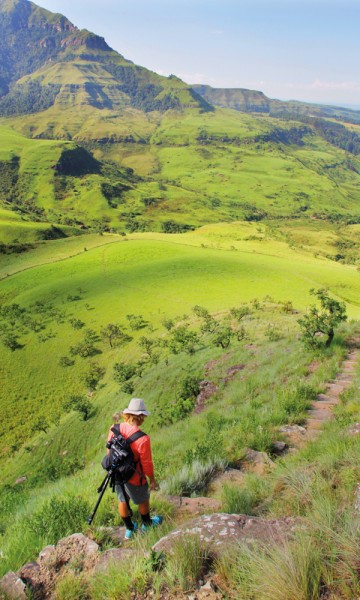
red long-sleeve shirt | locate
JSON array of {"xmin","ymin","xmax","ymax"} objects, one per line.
[{"xmin": 107, "ymin": 422, "xmax": 154, "ymax": 486}]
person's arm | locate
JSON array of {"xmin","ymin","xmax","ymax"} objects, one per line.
[{"xmin": 138, "ymin": 436, "xmax": 158, "ymax": 488}]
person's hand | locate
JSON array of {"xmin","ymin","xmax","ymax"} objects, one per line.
[{"xmin": 150, "ymin": 477, "xmax": 159, "ymax": 491}]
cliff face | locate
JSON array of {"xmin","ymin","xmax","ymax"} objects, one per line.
[
  {"xmin": 0, "ymin": 0, "xmax": 111, "ymax": 95},
  {"xmin": 0, "ymin": 0, "xmax": 211, "ymax": 117},
  {"xmin": 192, "ymin": 84, "xmax": 271, "ymax": 113}
]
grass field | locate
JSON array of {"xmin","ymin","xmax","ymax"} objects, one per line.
[
  {"xmin": 0, "ymin": 228, "xmax": 359, "ymax": 457},
  {"xmin": 2, "ymin": 99, "xmax": 360, "ymax": 246}
]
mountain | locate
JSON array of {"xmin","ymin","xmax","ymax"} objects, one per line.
[
  {"xmin": 0, "ymin": 0, "xmax": 211, "ymax": 122},
  {"xmin": 0, "ymin": 0, "xmax": 360, "ymax": 242},
  {"xmin": 192, "ymin": 84, "xmax": 360, "ymax": 124}
]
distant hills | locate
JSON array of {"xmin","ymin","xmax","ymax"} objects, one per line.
[
  {"xmin": 192, "ymin": 85, "xmax": 360, "ymax": 124},
  {"xmin": 0, "ymin": 0, "xmax": 360, "ymax": 239}
]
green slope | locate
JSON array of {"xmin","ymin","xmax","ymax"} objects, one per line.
[{"xmin": 0, "ymin": 229, "xmax": 359, "ymax": 454}]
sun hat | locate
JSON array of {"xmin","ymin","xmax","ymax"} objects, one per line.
[{"xmin": 123, "ymin": 398, "xmax": 150, "ymax": 416}]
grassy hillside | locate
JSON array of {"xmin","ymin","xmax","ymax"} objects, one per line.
[
  {"xmin": 2, "ymin": 107, "xmax": 360, "ymax": 247},
  {"xmin": 0, "ymin": 227, "xmax": 359, "ymax": 458}
]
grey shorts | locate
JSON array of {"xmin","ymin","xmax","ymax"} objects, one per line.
[{"xmin": 115, "ymin": 481, "xmax": 150, "ymax": 505}]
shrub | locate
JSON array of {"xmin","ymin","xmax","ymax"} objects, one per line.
[
  {"xmin": 64, "ymin": 395, "xmax": 94, "ymax": 421},
  {"xmin": 298, "ymin": 288, "xmax": 347, "ymax": 349},
  {"xmin": 113, "ymin": 362, "xmax": 136, "ymax": 384},
  {"xmin": 26, "ymin": 495, "xmax": 90, "ymax": 544}
]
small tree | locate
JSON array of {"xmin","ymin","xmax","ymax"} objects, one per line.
[
  {"xmin": 168, "ymin": 326, "xmax": 199, "ymax": 355},
  {"xmin": 126, "ymin": 314, "xmax": 147, "ymax": 331},
  {"xmin": 213, "ymin": 326, "xmax": 232, "ymax": 349},
  {"xmin": 2, "ymin": 332, "xmax": 21, "ymax": 351},
  {"xmin": 31, "ymin": 417, "xmax": 50, "ymax": 434},
  {"xmin": 113, "ymin": 362, "xmax": 136, "ymax": 384},
  {"xmin": 298, "ymin": 288, "xmax": 347, "ymax": 349},
  {"xmin": 100, "ymin": 323, "xmax": 128, "ymax": 348},
  {"xmin": 84, "ymin": 361, "xmax": 106, "ymax": 390},
  {"xmin": 229, "ymin": 306, "xmax": 251, "ymax": 322},
  {"xmin": 192, "ymin": 305, "xmax": 210, "ymax": 319},
  {"xmin": 64, "ymin": 395, "xmax": 94, "ymax": 421}
]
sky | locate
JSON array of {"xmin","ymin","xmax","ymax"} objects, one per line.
[{"xmin": 35, "ymin": 0, "xmax": 360, "ymax": 107}]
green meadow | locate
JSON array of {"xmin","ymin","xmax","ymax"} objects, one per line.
[{"xmin": 0, "ymin": 228, "xmax": 359, "ymax": 457}]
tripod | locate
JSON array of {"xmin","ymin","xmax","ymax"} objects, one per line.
[{"xmin": 88, "ymin": 467, "xmax": 132, "ymax": 525}]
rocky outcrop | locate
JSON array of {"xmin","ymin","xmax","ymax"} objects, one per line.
[
  {"xmin": 152, "ymin": 513, "xmax": 298, "ymax": 555},
  {"xmin": 0, "ymin": 571, "xmax": 27, "ymax": 600},
  {"xmin": 239, "ymin": 449, "xmax": 276, "ymax": 476}
]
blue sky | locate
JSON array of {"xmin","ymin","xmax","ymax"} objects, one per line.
[{"xmin": 36, "ymin": 0, "xmax": 360, "ymax": 107}]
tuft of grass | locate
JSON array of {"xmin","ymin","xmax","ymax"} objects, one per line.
[
  {"xmin": 160, "ymin": 457, "xmax": 227, "ymax": 496},
  {"xmin": 163, "ymin": 535, "xmax": 212, "ymax": 592}
]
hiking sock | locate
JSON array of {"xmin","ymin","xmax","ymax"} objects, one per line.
[
  {"xmin": 123, "ymin": 516, "xmax": 134, "ymax": 530},
  {"xmin": 141, "ymin": 513, "xmax": 152, "ymax": 526}
]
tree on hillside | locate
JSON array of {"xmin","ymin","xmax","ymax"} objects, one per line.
[
  {"xmin": 100, "ymin": 323, "xmax": 131, "ymax": 347},
  {"xmin": 2, "ymin": 332, "xmax": 22, "ymax": 351},
  {"xmin": 84, "ymin": 361, "xmax": 106, "ymax": 390},
  {"xmin": 298, "ymin": 288, "xmax": 347, "ymax": 349},
  {"xmin": 64, "ymin": 395, "xmax": 94, "ymax": 421},
  {"xmin": 168, "ymin": 326, "xmax": 199, "ymax": 355}
]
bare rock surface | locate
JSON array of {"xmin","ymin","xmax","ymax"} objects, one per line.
[
  {"xmin": 240, "ymin": 449, "xmax": 276, "ymax": 476},
  {"xmin": 94, "ymin": 548, "xmax": 135, "ymax": 573},
  {"xmin": 0, "ymin": 571, "xmax": 27, "ymax": 600},
  {"xmin": 17, "ymin": 533, "xmax": 99, "ymax": 598},
  {"xmin": 207, "ymin": 468, "xmax": 245, "ymax": 498},
  {"xmin": 152, "ymin": 513, "xmax": 297, "ymax": 555},
  {"xmin": 194, "ymin": 381, "xmax": 218, "ymax": 414},
  {"xmin": 166, "ymin": 496, "xmax": 221, "ymax": 516},
  {"xmin": 348, "ymin": 422, "xmax": 360, "ymax": 436},
  {"xmin": 354, "ymin": 484, "xmax": 360, "ymax": 513}
]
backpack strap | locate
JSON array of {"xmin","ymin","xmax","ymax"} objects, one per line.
[
  {"xmin": 127, "ymin": 431, "xmax": 147, "ymax": 444},
  {"xmin": 111, "ymin": 423, "xmax": 121, "ymax": 436}
]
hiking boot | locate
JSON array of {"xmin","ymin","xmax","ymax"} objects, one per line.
[
  {"xmin": 124, "ymin": 522, "xmax": 138, "ymax": 540},
  {"xmin": 141, "ymin": 515, "xmax": 163, "ymax": 532}
]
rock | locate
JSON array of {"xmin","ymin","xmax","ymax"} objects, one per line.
[
  {"xmin": 14, "ymin": 477, "xmax": 27, "ymax": 485},
  {"xmin": 17, "ymin": 562, "xmax": 45, "ymax": 598},
  {"xmin": 240, "ymin": 449, "xmax": 276, "ymax": 476},
  {"xmin": 279, "ymin": 425, "xmax": 306, "ymax": 434},
  {"xmin": 0, "ymin": 572, "xmax": 26, "ymax": 600},
  {"xmin": 166, "ymin": 496, "xmax": 221, "ymax": 516},
  {"xmin": 96, "ymin": 526, "xmax": 125, "ymax": 546},
  {"xmin": 152, "ymin": 513, "xmax": 298, "ymax": 555},
  {"xmin": 348, "ymin": 422, "xmax": 360, "ymax": 436},
  {"xmin": 355, "ymin": 484, "xmax": 360, "ymax": 513},
  {"xmin": 38, "ymin": 545, "xmax": 56, "ymax": 566},
  {"xmin": 94, "ymin": 548, "xmax": 134, "ymax": 573},
  {"xmin": 272, "ymin": 441, "xmax": 287, "ymax": 454},
  {"xmin": 207, "ymin": 468, "xmax": 245, "ymax": 497},
  {"xmin": 54, "ymin": 533, "xmax": 99, "ymax": 571},
  {"xmin": 194, "ymin": 381, "xmax": 218, "ymax": 414}
]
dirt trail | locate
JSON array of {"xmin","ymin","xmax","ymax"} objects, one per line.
[{"xmin": 284, "ymin": 335, "xmax": 360, "ymax": 448}]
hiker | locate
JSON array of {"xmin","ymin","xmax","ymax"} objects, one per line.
[{"xmin": 107, "ymin": 398, "xmax": 163, "ymax": 539}]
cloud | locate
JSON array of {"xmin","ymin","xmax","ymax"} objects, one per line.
[
  {"xmin": 284, "ymin": 80, "xmax": 360, "ymax": 92},
  {"xmin": 176, "ymin": 72, "xmax": 210, "ymax": 84}
]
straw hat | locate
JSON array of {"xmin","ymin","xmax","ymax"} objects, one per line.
[{"xmin": 123, "ymin": 398, "xmax": 150, "ymax": 416}]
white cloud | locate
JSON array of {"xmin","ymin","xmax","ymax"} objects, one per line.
[
  {"xmin": 176, "ymin": 72, "xmax": 209, "ymax": 84},
  {"xmin": 284, "ymin": 80, "xmax": 360, "ymax": 93}
]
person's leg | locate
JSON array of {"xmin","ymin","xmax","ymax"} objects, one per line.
[{"xmin": 138, "ymin": 499, "xmax": 152, "ymax": 526}]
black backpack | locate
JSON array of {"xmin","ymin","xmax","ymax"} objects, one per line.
[{"xmin": 101, "ymin": 424, "xmax": 147, "ymax": 484}]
